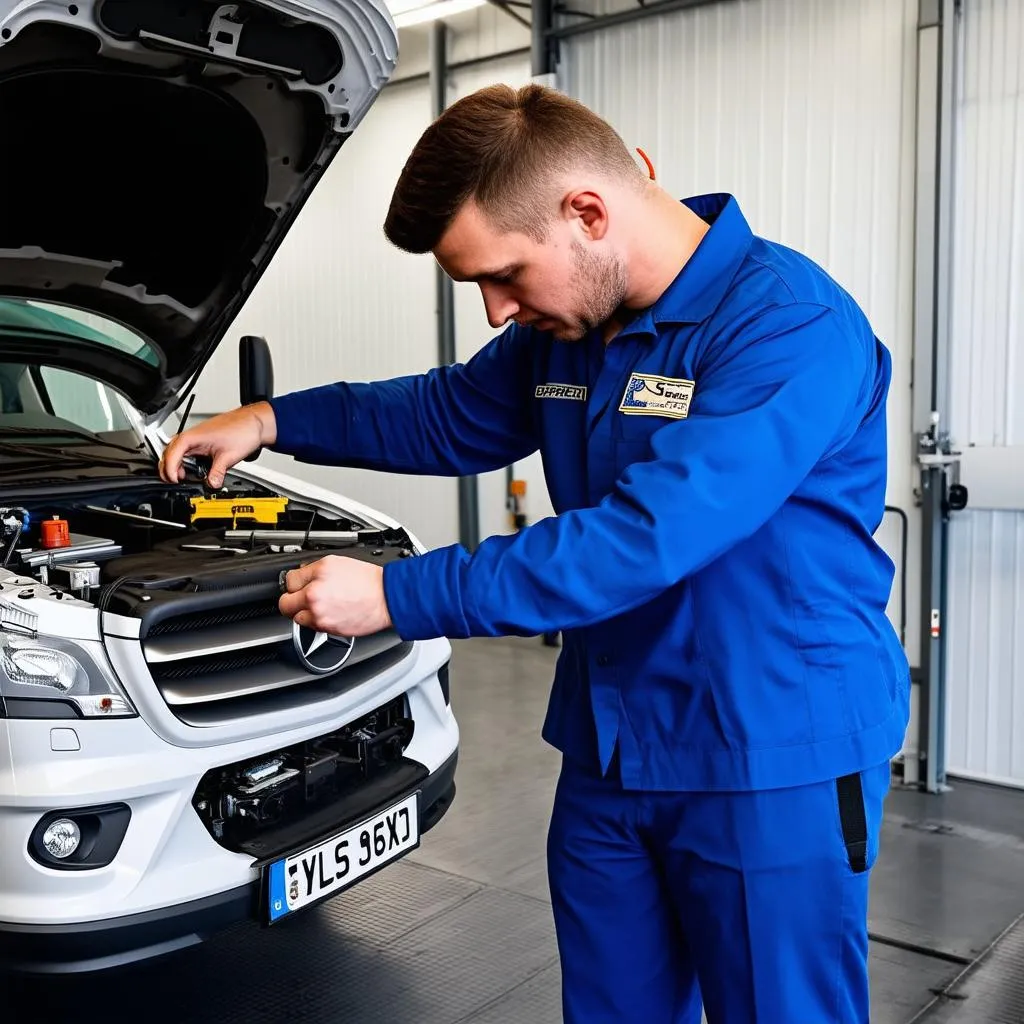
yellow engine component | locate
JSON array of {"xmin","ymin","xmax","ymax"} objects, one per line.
[{"xmin": 190, "ymin": 495, "xmax": 289, "ymax": 525}]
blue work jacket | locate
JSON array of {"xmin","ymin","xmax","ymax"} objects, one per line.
[{"xmin": 269, "ymin": 193, "xmax": 911, "ymax": 793}]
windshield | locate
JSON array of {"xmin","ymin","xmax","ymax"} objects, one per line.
[
  {"xmin": 0, "ymin": 362, "xmax": 137, "ymax": 435},
  {"xmin": 0, "ymin": 298, "xmax": 153, "ymax": 437},
  {"xmin": 0, "ymin": 297, "xmax": 160, "ymax": 365}
]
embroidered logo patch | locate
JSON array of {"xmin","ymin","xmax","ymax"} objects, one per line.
[
  {"xmin": 619, "ymin": 373, "xmax": 694, "ymax": 419},
  {"xmin": 535, "ymin": 383, "xmax": 588, "ymax": 401}
]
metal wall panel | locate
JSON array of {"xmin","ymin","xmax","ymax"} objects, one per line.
[
  {"xmin": 188, "ymin": 80, "xmax": 463, "ymax": 551},
  {"xmin": 947, "ymin": 0, "xmax": 1024, "ymax": 450},
  {"xmin": 945, "ymin": 0, "xmax": 1024, "ymax": 786},
  {"xmin": 946, "ymin": 511, "xmax": 1024, "ymax": 786},
  {"xmin": 559, "ymin": 0, "xmax": 922, "ymax": 666}
]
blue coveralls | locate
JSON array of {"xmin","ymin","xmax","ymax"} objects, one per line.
[{"xmin": 270, "ymin": 193, "xmax": 912, "ymax": 1023}]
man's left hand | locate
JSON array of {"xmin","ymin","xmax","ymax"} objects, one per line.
[{"xmin": 279, "ymin": 555, "xmax": 392, "ymax": 636}]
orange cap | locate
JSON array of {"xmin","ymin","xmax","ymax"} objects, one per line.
[{"xmin": 41, "ymin": 516, "xmax": 70, "ymax": 549}]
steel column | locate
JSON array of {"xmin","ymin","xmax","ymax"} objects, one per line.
[
  {"xmin": 430, "ymin": 21, "xmax": 480, "ymax": 551},
  {"xmin": 511, "ymin": 0, "xmax": 556, "ymax": 521},
  {"xmin": 522, "ymin": 0, "xmax": 560, "ymax": 648},
  {"xmin": 912, "ymin": 0, "xmax": 960, "ymax": 793},
  {"xmin": 532, "ymin": 0, "xmax": 555, "ymax": 84}
]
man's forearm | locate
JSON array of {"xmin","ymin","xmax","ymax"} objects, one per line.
[{"xmin": 249, "ymin": 400, "xmax": 278, "ymax": 447}]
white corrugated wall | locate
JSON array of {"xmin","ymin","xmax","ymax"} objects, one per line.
[
  {"xmin": 944, "ymin": 0, "xmax": 1024, "ymax": 786},
  {"xmin": 559, "ymin": 0, "xmax": 921, "ymax": 685}
]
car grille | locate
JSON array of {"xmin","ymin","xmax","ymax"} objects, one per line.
[{"xmin": 137, "ymin": 596, "xmax": 412, "ymax": 725}]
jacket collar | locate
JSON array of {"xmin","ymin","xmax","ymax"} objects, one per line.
[{"xmin": 615, "ymin": 193, "xmax": 754, "ymax": 341}]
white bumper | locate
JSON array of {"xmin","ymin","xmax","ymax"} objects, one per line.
[{"xmin": 0, "ymin": 636, "xmax": 457, "ymax": 929}]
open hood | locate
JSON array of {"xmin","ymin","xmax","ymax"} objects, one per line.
[{"xmin": 0, "ymin": 0, "xmax": 398, "ymax": 422}]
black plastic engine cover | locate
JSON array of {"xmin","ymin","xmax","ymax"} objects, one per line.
[{"xmin": 98, "ymin": 533, "xmax": 412, "ymax": 636}]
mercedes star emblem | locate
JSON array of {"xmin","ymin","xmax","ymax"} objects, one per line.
[{"xmin": 291, "ymin": 620, "xmax": 356, "ymax": 675}]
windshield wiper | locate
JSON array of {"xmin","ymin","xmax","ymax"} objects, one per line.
[
  {"xmin": 0, "ymin": 457, "xmax": 155, "ymax": 479},
  {"xmin": 0, "ymin": 425, "xmax": 145, "ymax": 455},
  {"xmin": 0, "ymin": 443, "xmax": 138, "ymax": 471},
  {"xmin": 0, "ymin": 461, "xmax": 73, "ymax": 478}
]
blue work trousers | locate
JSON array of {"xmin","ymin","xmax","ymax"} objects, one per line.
[{"xmin": 546, "ymin": 756, "xmax": 891, "ymax": 1023}]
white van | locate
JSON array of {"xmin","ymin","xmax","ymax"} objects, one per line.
[{"xmin": 0, "ymin": 0, "xmax": 459, "ymax": 973}]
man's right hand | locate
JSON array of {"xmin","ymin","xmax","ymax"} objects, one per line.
[{"xmin": 159, "ymin": 401, "xmax": 278, "ymax": 489}]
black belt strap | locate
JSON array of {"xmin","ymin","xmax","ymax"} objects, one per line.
[{"xmin": 836, "ymin": 772, "xmax": 869, "ymax": 873}]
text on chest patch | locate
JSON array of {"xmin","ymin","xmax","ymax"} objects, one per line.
[
  {"xmin": 619, "ymin": 373, "xmax": 695, "ymax": 418},
  {"xmin": 535, "ymin": 383, "xmax": 588, "ymax": 401}
]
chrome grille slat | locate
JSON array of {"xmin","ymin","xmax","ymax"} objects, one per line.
[
  {"xmin": 146, "ymin": 599, "xmax": 281, "ymax": 636},
  {"xmin": 153, "ymin": 649, "xmax": 279, "ymax": 681},
  {"xmin": 144, "ymin": 618, "xmax": 292, "ymax": 662}
]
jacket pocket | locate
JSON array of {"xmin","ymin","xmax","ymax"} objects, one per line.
[{"xmin": 835, "ymin": 772, "xmax": 869, "ymax": 873}]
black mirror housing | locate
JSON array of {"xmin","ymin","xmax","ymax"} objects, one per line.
[
  {"xmin": 238, "ymin": 335, "xmax": 274, "ymax": 462},
  {"xmin": 239, "ymin": 335, "xmax": 274, "ymax": 406}
]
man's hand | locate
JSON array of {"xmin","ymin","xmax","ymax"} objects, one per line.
[
  {"xmin": 160, "ymin": 402, "xmax": 278, "ymax": 489},
  {"xmin": 279, "ymin": 556, "xmax": 392, "ymax": 637}
]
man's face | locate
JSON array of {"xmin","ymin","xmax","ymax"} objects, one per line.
[{"xmin": 433, "ymin": 198, "xmax": 627, "ymax": 342}]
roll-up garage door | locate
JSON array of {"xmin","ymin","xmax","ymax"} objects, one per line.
[{"xmin": 944, "ymin": 0, "xmax": 1024, "ymax": 787}]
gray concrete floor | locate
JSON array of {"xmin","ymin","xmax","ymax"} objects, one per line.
[{"xmin": 9, "ymin": 635, "xmax": 1024, "ymax": 1022}]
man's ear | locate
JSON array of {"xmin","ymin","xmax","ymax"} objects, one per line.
[{"xmin": 563, "ymin": 189, "xmax": 610, "ymax": 241}]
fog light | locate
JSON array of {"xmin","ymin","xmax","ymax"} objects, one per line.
[
  {"xmin": 42, "ymin": 818, "xmax": 81, "ymax": 859},
  {"xmin": 29, "ymin": 804, "xmax": 132, "ymax": 870}
]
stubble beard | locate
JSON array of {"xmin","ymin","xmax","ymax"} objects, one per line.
[{"xmin": 555, "ymin": 241, "xmax": 629, "ymax": 342}]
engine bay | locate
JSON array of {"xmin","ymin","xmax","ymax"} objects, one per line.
[{"xmin": 0, "ymin": 471, "xmax": 417, "ymax": 614}]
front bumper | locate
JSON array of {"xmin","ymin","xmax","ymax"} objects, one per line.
[
  {"xmin": 0, "ymin": 749, "xmax": 457, "ymax": 975},
  {"xmin": 0, "ymin": 636, "xmax": 455, "ymax": 916}
]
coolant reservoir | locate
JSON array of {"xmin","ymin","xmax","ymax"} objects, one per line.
[{"xmin": 40, "ymin": 516, "xmax": 70, "ymax": 549}]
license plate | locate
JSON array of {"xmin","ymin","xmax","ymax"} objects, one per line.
[{"xmin": 264, "ymin": 792, "xmax": 420, "ymax": 923}]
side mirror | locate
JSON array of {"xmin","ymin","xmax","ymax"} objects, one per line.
[
  {"xmin": 239, "ymin": 335, "xmax": 274, "ymax": 462},
  {"xmin": 239, "ymin": 335, "xmax": 274, "ymax": 406}
]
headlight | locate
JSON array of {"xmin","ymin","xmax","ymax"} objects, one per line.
[
  {"xmin": 4, "ymin": 639, "xmax": 86, "ymax": 692},
  {"xmin": 0, "ymin": 630, "xmax": 136, "ymax": 719}
]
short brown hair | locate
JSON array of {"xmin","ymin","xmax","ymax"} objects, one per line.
[{"xmin": 383, "ymin": 83, "xmax": 643, "ymax": 254}]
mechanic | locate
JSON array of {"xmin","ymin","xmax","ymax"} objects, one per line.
[{"xmin": 161, "ymin": 83, "xmax": 911, "ymax": 1024}]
